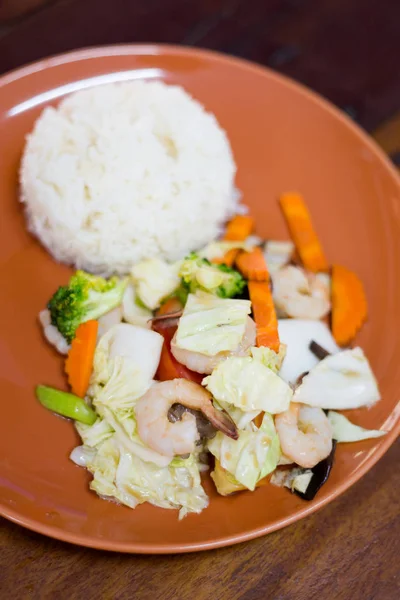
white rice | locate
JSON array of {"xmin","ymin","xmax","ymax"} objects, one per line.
[{"xmin": 20, "ymin": 81, "xmax": 238, "ymax": 275}]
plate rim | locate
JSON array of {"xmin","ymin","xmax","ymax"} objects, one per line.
[{"xmin": 1, "ymin": 43, "xmax": 399, "ymax": 554}]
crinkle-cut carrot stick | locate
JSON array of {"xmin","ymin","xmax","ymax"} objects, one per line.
[
  {"xmin": 224, "ymin": 215, "xmax": 254, "ymax": 241},
  {"xmin": 248, "ymin": 280, "xmax": 280, "ymax": 352},
  {"xmin": 280, "ymin": 192, "xmax": 328, "ymax": 273},
  {"xmin": 211, "ymin": 248, "xmax": 238, "ymax": 267},
  {"xmin": 331, "ymin": 264, "xmax": 367, "ymax": 346},
  {"xmin": 65, "ymin": 320, "xmax": 98, "ymax": 398},
  {"xmin": 235, "ymin": 246, "xmax": 269, "ymax": 282},
  {"xmin": 212, "ymin": 215, "xmax": 255, "ymax": 266}
]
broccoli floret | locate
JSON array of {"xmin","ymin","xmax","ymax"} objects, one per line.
[
  {"xmin": 215, "ymin": 263, "xmax": 247, "ymax": 298},
  {"xmin": 47, "ymin": 270, "xmax": 127, "ymax": 342},
  {"xmin": 178, "ymin": 253, "xmax": 245, "ymax": 301}
]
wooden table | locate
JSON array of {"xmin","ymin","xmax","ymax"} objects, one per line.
[{"xmin": 1, "ymin": 2, "xmax": 399, "ymax": 598}]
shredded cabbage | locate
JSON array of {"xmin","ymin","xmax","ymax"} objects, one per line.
[
  {"xmin": 122, "ymin": 284, "xmax": 152, "ymax": 328},
  {"xmin": 259, "ymin": 413, "xmax": 281, "ymax": 479},
  {"xmin": 215, "ymin": 400, "xmax": 260, "ymax": 430},
  {"xmin": 70, "ymin": 445, "xmax": 96, "ymax": 467},
  {"xmin": 203, "ymin": 350, "xmax": 292, "ymax": 414},
  {"xmin": 100, "ymin": 406, "xmax": 171, "ymax": 467},
  {"xmin": 271, "ymin": 467, "xmax": 313, "ymax": 494},
  {"xmin": 211, "ymin": 460, "xmax": 246, "ymax": 495},
  {"xmin": 90, "ymin": 324, "xmax": 163, "ymax": 413},
  {"xmin": 294, "ymin": 347, "xmax": 381, "ymax": 409},
  {"xmin": 83, "ymin": 322, "xmax": 170, "ymax": 468},
  {"xmin": 208, "ymin": 413, "xmax": 281, "ymax": 490},
  {"xmin": 76, "ymin": 418, "xmax": 114, "ymax": 447},
  {"xmin": 328, "ymin": 411, "xmax": 386, "ymax": 442},
  {"xmin": 92, "ymin": 357, "xmax": 151, "ymax": 412},
  {"xmin": 175, "ymin": 292, "xmax": 251, "ymax": 356},
  {"xmin": 292, "ymin": 471, "xmax": 313, "ymax": 493},
  {"xmin": 250, "ymin": 345, "xmax": 286, "ymax": 373},
  {"xmin": 131, "ymin": 258, "xmax": 180, "ymax": 310},
  {"xmin": 70, "ymin": 311, "xmax": 210, "ymax": 516},
  {"xmin": 70, "ymin": 436, "xmax": 208, "ymax": 517}
]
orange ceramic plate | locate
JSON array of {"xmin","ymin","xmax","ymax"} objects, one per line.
[{"xmin": 0, "ymin": 45, "xmax": 399, "ymax": 554}]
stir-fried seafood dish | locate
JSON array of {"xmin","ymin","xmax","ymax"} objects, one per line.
[
  {"xmin": 36, "ymin": 194, "xmax": 385, "ymax": 518},
  {"xmin": 23, "ymin": 81, "xmax": 384, "ymax": 518}
]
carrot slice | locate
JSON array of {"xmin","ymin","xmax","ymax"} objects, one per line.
[
  {"xmin": 224, "ymin": 215, "xmax": 254, "ymax": 241},
  {"xmin": 280, "ymin": 192, "xmax": 328, "ymax": 272},
  {"xmin": 212, "ymin": 215, "xmax": 254, "ymax": 265},
  {"xmin": 248, "ymin": 280, "xmax": 280, "ymax": 352},
  {"xmin": 65, "ymin": 320, "xmax": 98, "ymax": 398},
  {"xmin": 331, "ymin": 264, "xmax": 367, "ymax": 346},
  {"xmin": 235, "ymin": 247, "xmax": 269, "ymax": 281},
  {"xmin": 157, "ymin": 296, "xmax": 183, "ymax": 317}
]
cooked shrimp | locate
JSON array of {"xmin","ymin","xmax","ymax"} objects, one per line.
[
  {"xmin": 135, "ymin": 379, "xmax": 238, "ymax": 457},
  {"xmin": 272, "ymin": 265, "xmax": 330, "ymax": 320},
  {"xmin": 170, "ymin": 316, "xmax": 256, "ymax": 375},
  {"xmin": 275, "ymin": 403, "xmax": 332, "ymax": 468},
  {"xmin": 38, "ymin": 309, "xmax": 70, "ymax": 355}
]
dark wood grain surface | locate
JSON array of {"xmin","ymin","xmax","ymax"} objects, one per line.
[{"xmin": 1, "ymin": 2, "xmax": 399, "ymax": 598}]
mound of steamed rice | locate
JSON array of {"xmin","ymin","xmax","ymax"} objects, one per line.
[{"xmin": 20, "ymin": 81, "xmax": 238, "ymax": 275}]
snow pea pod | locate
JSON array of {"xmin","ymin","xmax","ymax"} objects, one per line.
[{"xmin": 36, "ymin": 385, "xmax": 97, "ymax": 425}]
